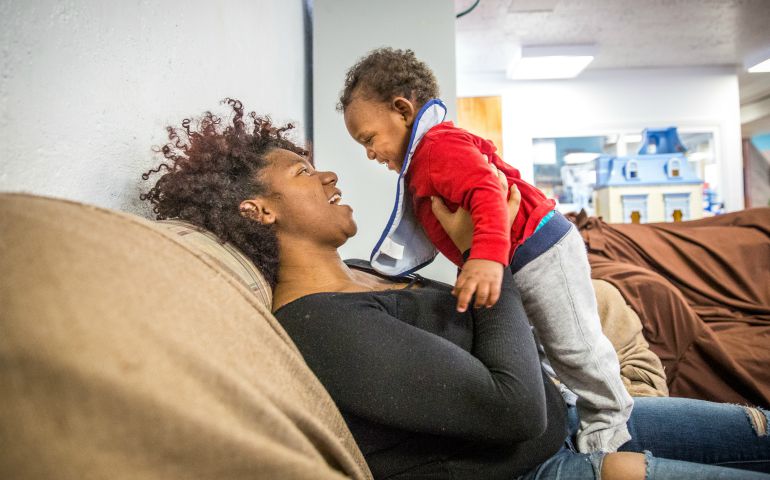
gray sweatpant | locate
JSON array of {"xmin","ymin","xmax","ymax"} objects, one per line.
[{"xmin": 512, "ymin": 216, "xmax": 633, "ymax": 453}]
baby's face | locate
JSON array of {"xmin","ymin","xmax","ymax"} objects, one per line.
[{"xmin": 343, "ymin": 95, "xmax": 411, "ymax": 173}]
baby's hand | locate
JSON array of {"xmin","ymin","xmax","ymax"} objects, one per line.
[{"xmin": 453, "ymin": 259, "xmax": 504, "ymax": 312}]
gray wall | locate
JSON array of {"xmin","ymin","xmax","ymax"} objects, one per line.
[
  {"xmin": 745, "ymin": 139, "xmax": 770, "ymax": 208},
  {"xmin": 313, "ymin": 0, "xmax": 458, "ymax": 282},
  {"xmin": 0, "ymin": 0, "xmax": 308, "ymax": 216}
]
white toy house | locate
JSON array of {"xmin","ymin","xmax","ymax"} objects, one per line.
[{"xmin": 593, "ymin": 128, "xmax": 703, "ymax": 224}]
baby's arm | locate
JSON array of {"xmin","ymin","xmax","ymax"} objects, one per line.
[
  {"xmin": 426, "ymin": 138, "xmax": 515, "ymax": 312},
  {"xmin": 431, "ymin": 167, "xmax": 521, "ymax": 312},
  {"xmin": 454, "ymin": 258, "xmax": 503, "ymax": 312}
]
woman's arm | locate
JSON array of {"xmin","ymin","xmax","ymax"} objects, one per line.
[{"xmin": 275, "ymin": 273, "xmax": 550, "ymax": 444}]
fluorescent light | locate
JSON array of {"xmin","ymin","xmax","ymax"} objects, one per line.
[
  {"xmin": 507, "ymin": 45, "xmax": 596, "ymax": 80},
  {"xmin": 508, "ymin": 56, "xmax": 594, "ymax": 79},
  {"xmin": 744, "ymin": 47, "xmax": 770, "ymax": 73},
  {"xmin": 748, "ymin": 58, "xmax": 770, "ymax": 73}
]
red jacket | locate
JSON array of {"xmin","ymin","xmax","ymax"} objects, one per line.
[{"xmin": 407, "ymin": 122, "xmax": 555, "ymax": 267}]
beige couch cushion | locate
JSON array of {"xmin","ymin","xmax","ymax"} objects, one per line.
[
  {"xmin": 593, "ymin": 279, "xmax": 669, "ymax": 398},
  {"xmin": 0, "ymin": 193, "xmax": 371, "ymax": 480},
  {"xmin": 154, "ymin": 219, "xmax": 272, "ymax": 308}
]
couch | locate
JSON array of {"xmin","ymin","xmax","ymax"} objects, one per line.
[
  {"xmin": 1, "ymin": 193, "xmax": 669, "ymax": 479},
  {"xmin": 568, "ymin": 208, "xmax": 770, "ymax": 408},
  {"xmin": 0, "ymin": 193, "xmax": 372, "ymax": 480}
]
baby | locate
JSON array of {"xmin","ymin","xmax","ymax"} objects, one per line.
[{"xmin": 338, "ymin": 47, "xmax": 633, "ymax": 453}]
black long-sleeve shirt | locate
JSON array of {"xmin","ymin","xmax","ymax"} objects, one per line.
[{"xmin": 274, "ymin": 264, "xmax": 567, "ymax": 479}]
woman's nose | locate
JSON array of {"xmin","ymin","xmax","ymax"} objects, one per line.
[{"xmin": 319, "ymin": 170, "xmax": 338, "ymax": 186}]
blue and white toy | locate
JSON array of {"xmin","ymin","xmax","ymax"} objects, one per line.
[{"xmin": 594, "ymin": 127, "xmax": 704, "ymax": 224}]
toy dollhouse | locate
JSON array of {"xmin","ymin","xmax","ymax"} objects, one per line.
[{"xmin": 593, "ymin": 127, "xmax": 703, "ymax": 224}]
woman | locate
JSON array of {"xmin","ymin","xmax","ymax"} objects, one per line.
[{"xmin": 142, "ymin": 99, "xmax": 770, "ymax": 479}]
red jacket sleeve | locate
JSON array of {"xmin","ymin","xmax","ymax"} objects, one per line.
[{"xmin": 425, "ymin": 133, "xmax": 510, "ymax": 266}]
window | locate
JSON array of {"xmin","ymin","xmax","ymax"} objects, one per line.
[
  {"xmin": 667, "ymin": 158, "xmax": 681, "ymax": 178},
  {"xmin": 625, "ymin": 160, "xmax": 639, "ymax": 180},
  {"xmin": 532, "ymin": 136, "xmax": 604, "ymax": 212},
  {"xmin": 664, "ymin": 193, "xmax": 690, "ymax": 221},
  {"xmin": 532, "ymin": 130, "xmax": 716, "ymax": 216},
  {"xmin": 622, "ymin": 194, "xmax": 648, "ymax": 223}
]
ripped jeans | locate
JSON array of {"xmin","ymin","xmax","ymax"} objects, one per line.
[{"xmin": 520, "ymin": 397, "xmax": 770, "ymax": 479}]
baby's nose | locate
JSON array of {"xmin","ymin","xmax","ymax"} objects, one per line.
[{"xmin": 366, "ymin": 149, "xmax": 376, "ymax": 160}]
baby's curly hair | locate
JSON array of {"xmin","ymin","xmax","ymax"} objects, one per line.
[
  {"xmin": 337, "ymin": 47, "xmax": 439, "ymax": 112},
  {"xmin": 140, "ymin": 98, "xmax": 308, "ymax": 288}
]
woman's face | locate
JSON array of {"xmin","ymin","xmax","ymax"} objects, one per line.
[{"xmin": 259, "ymin": 148, "xmax": 357, "ymax": 247}]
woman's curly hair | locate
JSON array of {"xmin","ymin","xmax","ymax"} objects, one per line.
[
  {"xmin": 337, "ymin": 47, "xmax": 439, "ymax": 112},
  {"xmin": 140, "ymin": 98, "xmax": 307, "ymax": 288}
]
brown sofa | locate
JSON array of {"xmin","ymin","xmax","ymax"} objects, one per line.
[
  {"xmin": 569, "ymin": 209, "xmax": 770, "ymax": 408},
  {"xmin": 1, "ymin": 193, "xmax": 669, "ymax": 479}
]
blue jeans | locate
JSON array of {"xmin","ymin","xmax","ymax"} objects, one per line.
[{"xmin": 519, "ymin": 397, "xmax": 770, "ymax": 479}]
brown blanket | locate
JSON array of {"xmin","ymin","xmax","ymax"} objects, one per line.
[{"xmin": 569, "ymin": 208, "xmax": 770, "ymax": 408}]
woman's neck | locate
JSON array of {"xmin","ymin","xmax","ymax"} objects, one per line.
[
  {"xmin": 271, "ymin": 237, "xmax": 412, "ymax": 311},
  {"xmin": 271, "ymin": 238, "xmax": 361, "ymax": 311}
]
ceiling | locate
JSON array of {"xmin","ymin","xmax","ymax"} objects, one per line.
[{"xmin": 454, "ymin": 0, "xmax": 770, "ymax": 113}]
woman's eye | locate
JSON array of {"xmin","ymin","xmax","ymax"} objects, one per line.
[{"xmin": 298, "ymin": 167, "xmax": 312, "ymax": 175}]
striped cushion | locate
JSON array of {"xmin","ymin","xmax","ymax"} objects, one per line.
[{"xmin": 155, "ymin": 219, "xmax": 272, "ymax": 309}]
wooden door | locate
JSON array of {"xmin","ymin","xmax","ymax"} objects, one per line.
[{"xmin": 457, "ymin": 96, "xmax": 503, "ymax": 156}]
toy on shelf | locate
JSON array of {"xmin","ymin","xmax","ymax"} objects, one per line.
[{"xmin": 593, "ymin": 127, "xmax": 703, "ymax": 224}]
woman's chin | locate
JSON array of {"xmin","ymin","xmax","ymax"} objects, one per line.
[
  {"xmin": 346, "ymin": 221, "xmax": 358, "ymax": 238},
  {"xmin": 340, "ymin": 220, "xmax": 358, "ymax": 243}
]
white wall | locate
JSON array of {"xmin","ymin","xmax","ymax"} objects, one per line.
[
  {"xmin": 313, "ymin": 0, "xmax": 458, "ymax": 283},
  {"xmin": 458, "ymin": 67, "xmax": 745, "ymax": 212},
  {"xmin": 0, "ymin": 0, "xmax": 308, "ymax": 216}
]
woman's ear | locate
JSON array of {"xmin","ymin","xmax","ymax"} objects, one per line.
[
  {"xmin": 240, "ymin": 199, "xmax": 276, "ymax": 225},
  {"xmin": 392, "ymin": 97, "xmax": 416, "ymax": 127}
]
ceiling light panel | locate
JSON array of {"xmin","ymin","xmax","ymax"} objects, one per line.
[{"xmin": 507, "ymin": 44, "xmax": 597, "ymax": 80}]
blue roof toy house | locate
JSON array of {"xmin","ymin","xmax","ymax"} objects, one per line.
[{"xmin": 594, "ymin": 127, "xmax": 703, "ymax": 224}]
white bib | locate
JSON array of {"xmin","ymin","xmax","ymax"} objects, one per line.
[{"xmin": 370, "ymin": 99, "xmax": 447, "ymax": 276}]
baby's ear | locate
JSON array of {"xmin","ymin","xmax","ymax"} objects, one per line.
[{"xmin": 392, "ymin": 97, "xmax": 416, "ymax": 127}]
